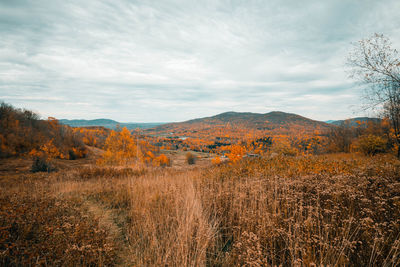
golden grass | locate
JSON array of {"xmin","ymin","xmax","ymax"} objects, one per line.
[
  {"xmin": 1, "ymin": 153, "xmax": 400, "ymax": 266},
  {"xmin": 0, "ymin": 172, "xmax": 118, "ymax": 266}
]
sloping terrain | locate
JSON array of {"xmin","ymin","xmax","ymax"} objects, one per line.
[
  {"xmin": 326, "ymin": 117, "xmax": 381, "ymax": 126},
  {"xmin": 60, "ymin": 119, "xmax": 165, "ymax": 130},
  {"xmin": 147, "ymin": 111, "xmax": 333, "ymax": 138}
]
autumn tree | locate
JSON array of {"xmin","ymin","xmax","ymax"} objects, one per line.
[
  {"xmin": 99, "ymin": 127, "xmax": 137, "ymax": 165},
  {"xmin": 98, "ymin": 126, "xmax": 167, "ymax": 167},
  {"xmin": 326, "ymin": 121, "xmax": 356, "ymax": 153},
  {"xmin": 347, "ymin": 33, "xmax": 400, "ymax": 157},
  {"xmin": 355, "ymin": 134, "xmax": 387, "ymax": 156},
  {"xmin": 226, "ymin": 144, "xmax": 246, "ymax": 163}
]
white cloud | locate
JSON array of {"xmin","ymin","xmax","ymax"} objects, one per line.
[{"xmin": 1, "ymin": 0, "xmax": 399, "ymax": 122}]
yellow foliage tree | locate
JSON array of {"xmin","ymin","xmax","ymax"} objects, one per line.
[
  {"xmin": 226, "ymin": 144, "xmax": 246, "ymax": 164},
  {"xmin": 212, "ymin": 156, "xmax": 222, "ymax": 164},
  {"xmin": 98, "ymin": 127, "xmax": 137, "ymax": 166},
  {"xmin": 271, "ymin": 137, "xmax": 298, "ymax": 156},
  {"xmin": 41, "ymin": 139, "xmax": 63, "ymax": 159},
  {"xmin": 154, "ymin": 154, "xmax": 171, "ymax": 167},
  {"xmin": 353, "ymin": 134, "xmax": 387, "ymax": 156}
]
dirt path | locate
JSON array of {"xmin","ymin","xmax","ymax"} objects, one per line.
[{"xmin": 84, "ymin": 200, "xmax": 131, "ymax": 266}]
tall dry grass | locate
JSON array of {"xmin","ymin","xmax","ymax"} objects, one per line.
[
  {"xmin": 1, "ymin": 154, "xmax": 400, "ymax": 266},
  {"xmin": 128, "ymin": 172, "xmax": 217, "ymax": 265},
  {"xmin": 123, "ymin": 154, "xmax": 400, "ymax": 266}
]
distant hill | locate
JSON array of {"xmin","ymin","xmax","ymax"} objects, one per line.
[
  {"xmin": 188, "ymin": 111, "xmax": 330, "ymax": 127},
  {"xmin": 59, "ymin": 119, "xmax": 165, "ymax": 130},
  {"xmin": 148, "ymin": 111, "xmax": 333, "ymax": 136},
  {"xmin": 325, "ymin": 117, "xmax": 381, "ymax": 127}
]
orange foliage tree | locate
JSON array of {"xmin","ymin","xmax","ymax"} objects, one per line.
[
  {"xmin": 98, "ymin": 127, "xmax": 168, "ymax": 167},
  {"xmin": 154, "ymin": 154, "xmax": 171, "ymax": 167},
  {"xmin": 226, "ymin": 144, "xmax": 246, "ymax": 164},
  {"xmin": 98, "ymin": 127, "xmax": 137, "ymax": 166},
  {"xmin": 212, "ymin": 156, "xmax": 222, "ymax": 164},
  {"xmin": 73, "ymin": 127, "xmax": 109, "ymax": 148}
]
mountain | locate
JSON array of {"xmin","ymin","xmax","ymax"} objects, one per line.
[
  {"xmin": 59, "ymin": 119, "xmax": 165, "ymax": 130},
  {"xmin": 188, "ymin": 111, "xmax": 329, "ymax": 127},
  {"xmin": 325, "ymin": 117, "xmax": 381, "ymax": 127},
  {"xmin": 148, "ymin": 111, "xmax": 333, "ymax": 137}
]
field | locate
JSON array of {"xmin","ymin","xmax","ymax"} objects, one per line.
[{"xmin": 1, "ymin": 151, "xmax": 400, "ymax": 266}]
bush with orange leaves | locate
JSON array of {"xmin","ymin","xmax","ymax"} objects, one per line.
[
  {"xmin": 73, "ymin": 127, "xmax": 109, "ymax": 148},
  {"xmin": 29, "ymin": 139, "xmax": 87, "ymax": 160},
  {"xmin": 271, "ymin": 137, "xmax": 298, "ymax": 156},
  {"xmin": 212, "ymin": 155, "xmax": 222, "ymax": 164},
  {"xmin": 352, "ymin": 134, "xmax": 387, "ymax": 155},
  {"xmin": 154, "ymin": 154, "xmax": 171, "ymax": 167},
  {"xmin": 226, "ymin": 144, "xmax": 246, "ymax": 163}
]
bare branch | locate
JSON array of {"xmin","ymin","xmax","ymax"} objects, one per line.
[{"xmin": 347, "ymin": 34, "xmax": 400, "ymax": 157}]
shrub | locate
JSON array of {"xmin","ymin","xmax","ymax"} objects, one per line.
[
  {"xmin": 355, "ymin": 134, "xmax": 387, "ymax": 155},
  {"xmin": 226, "ymin": 144, "xmax": 246, "ymax": 163},
  {"xmin": 212, "ymin": 156, "xmax": 222, "ymax": 164},
  {"xmin": 155, "ymin": 154, "xmax": 171, "ymax": 167},
  {"xmin": 186, "ymin": 152, "xmax": 196, "ymax": 165},
  {"xmin": 271, "ymin": 139, "xmax": 298, "ymax": 156},
  {"xmin": 68, "ymin": 149, "xmax": 77, "ymax": 160},
  {"xmin": 31, "ymin": 157, "xmax": 56, "ymax": 173}
]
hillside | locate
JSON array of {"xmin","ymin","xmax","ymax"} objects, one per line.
[
  {"xmin": 59, "ymin": 119, "xmax": 165, "ymax": 130},
  {"xmin": 0, "ymin": 102, "xmax": 86, "ymax": 159},
  {"xmin": 326, "ymin": 117, "xmax": 381, "ymax": 126},
  {"xmin": 148, "ymin": 111, "xmax": 333, "ymax": 136}
]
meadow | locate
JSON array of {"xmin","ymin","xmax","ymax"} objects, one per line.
[
  {"xmin": 1, "ymin": 152, "xmax": 399, "ymax": 266},
  {"xmin": 2, "ymin": 2, "xmax": 400, "ymax": 265}
]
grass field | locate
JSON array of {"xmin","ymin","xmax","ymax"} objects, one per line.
[{"xmin": 1, "ymin": 152, "xmax": 400, "ymax": 266}]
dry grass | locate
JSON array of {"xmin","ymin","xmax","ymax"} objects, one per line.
[
  {"xmin": 0, "ymin": 172, "xmax": 118, "ymax": 266},
  {"xmin": 1, "ymin": 153, "xmax": 400, "ymax": 266},
  {"xmin": 197, "ymin": 154, "xmax": 400, "ymax": 266},
  {"xmin": 128, "ymin": 171, "xmax": 217, "ymax": 265}
]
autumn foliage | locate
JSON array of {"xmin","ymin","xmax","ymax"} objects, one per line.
[
  {"xmin": 212, "ymin": 156, "xmax": 222, "ymax": 164},
  {"xmin": 73, "ymin": 127, "xmax": 109, "ymax": 148},
  {"xmin": 354, "ymin": 134, "xmax": 387, "ymax": 155},
  {"xmin": 225, "ymin": 144, "xmax": 246, "ymax": 163},
  {"xmin": 326, "ymin": 119, "xmax": 394, "ymax": 155},
  {"xmin": 98, "ymin": 127, "xmax": 170, "ymax": 167},
  {"xmin": 2, "ymin": 102, "xmax": 400, "ymax": 266},
  {"xmin": 0, "ymin": 102, "xmax": 86, "ymax": 160},
  {"xmin": 98, "ymin": 127, "xmax": 138, "ymax": 166}
]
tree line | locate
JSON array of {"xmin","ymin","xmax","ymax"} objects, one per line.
[{"xmin": 0, "ymin": 102, "xmax": 86, "ymax": 160}]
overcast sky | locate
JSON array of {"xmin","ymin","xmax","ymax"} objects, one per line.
[{"xmin": 1, "ymin": 0, "xmax": 399, "ymax": 122}]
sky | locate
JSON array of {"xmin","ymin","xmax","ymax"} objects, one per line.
[{"xmin": 1, "ymin": 0, "xmax": 400, "ymax": 122}]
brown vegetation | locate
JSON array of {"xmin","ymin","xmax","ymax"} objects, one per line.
[
  {"xmin": 0, "ymin": 102, "xmax": 87, "ymax": 160},
  {"xmin": 185, "ymin": 152, "xmax": 196, "ymax": 165},
  {"xmin": 1, "ymin": 102, "xmax": 400, "ymax": 265},
  {"xmin": 1, "ymin": 153, "xmax": 399, "ymax": 266}
]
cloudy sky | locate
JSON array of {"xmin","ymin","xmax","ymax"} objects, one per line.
[{"xmin": 1, "ymin": 0, "xmax": 399, "ymax": 122}]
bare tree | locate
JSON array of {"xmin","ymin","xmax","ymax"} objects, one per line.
[{"xmin": 347, "ymin": 33, "xmax": 400, "ymax": 157}]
